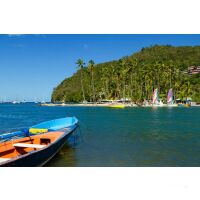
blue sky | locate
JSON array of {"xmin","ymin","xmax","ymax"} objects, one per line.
[{"xmin": 0, "ymin": 34, "xmax": 200, "ymax": 101}]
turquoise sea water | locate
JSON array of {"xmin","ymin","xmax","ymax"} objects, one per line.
[{"xmin": 0, "ymin": 103, "xmax": 200, "ymax": 166}]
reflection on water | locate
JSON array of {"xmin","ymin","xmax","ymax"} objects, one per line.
[
  {"xmin": 45, "ymin": 144, "xmax": 77, "ymax": 167},
  {"xmin": 0, "ymin": 104, "xmax": 200, "ymax": 166}
]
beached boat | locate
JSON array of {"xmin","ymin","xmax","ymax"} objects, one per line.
[
  {"xmin": 0, "ymin": 117, "xmax": 78, "ymax": 141},
  {"xmin": 176, "ymin": 98, "xmax": 191, "ymax": 107},
  {"xmin": 167, "ymin": 89, "xmax": 178, "ymax": 107},
  {"xmin": 108, "ymin": 104, "xmax": 125, "ymax": 108},
  {"xmin": 152, "ymin": 88, "xmax": 166, "ymax": 107},
  {"xmin": 178, "ymin": 103, "xmax": 190, "ymax": 107},
  {"xmin": 142, "ymin": 88, "xmax": 167, "ymax": 107},
  {"xmin": 142, "ymin": 88, "xmax": 179, "ymax": 107},
  {"xmin": 0, "ymin": 117, "xmax": 78, "ymax": 166}
]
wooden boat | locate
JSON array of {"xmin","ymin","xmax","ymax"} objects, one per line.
[
  {"xmin": 0, "ymin": 117, "xmax": 78, "ymax": 141},
  {"xmin": 0, "ymin": 117, "xmax": 78, "ymax": 167}
]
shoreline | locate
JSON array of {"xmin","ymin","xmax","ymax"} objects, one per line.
[
  {"xmin": 40, "ymin": 103, "xmax": 137, "ymax": 107},
  {"xmin": 40, "ymin": 103, "xmax": 200, "ymax": 107}
]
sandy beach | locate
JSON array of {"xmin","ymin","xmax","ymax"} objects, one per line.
[
  {"xmin": 40, "ymin": 103, "xmax": 200, "ymax": 107},
  {"xmin": 40, "ymin": 103, "xmax": 138, "ymax": 107}
]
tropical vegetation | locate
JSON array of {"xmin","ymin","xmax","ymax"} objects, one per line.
[{"xmin": 52, "ymin": 45, "xmax": 200, "ymax": 103}]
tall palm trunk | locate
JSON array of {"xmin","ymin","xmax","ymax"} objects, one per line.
[
  {"xmin": 130, "ymin": 74, "xmax": 133, "ymax": 101},
  {"xmin": 106, "ymin": 79, "xmax": 109, "ymax": 99},
  {"xmin": 123, "ymin": 79, "xmax": 125, "ymax": 102},
  {"xmin": 76, "ymin": 59, "xmax": 86, "ymax": 102},
  {"xmin": 88, "ymin": 60, "xmax": 96, "ymax": 102},
  {"xmin": 91, "ymin": 71, "xmax": 96, "ymax": 102},
  {"xmin": 80, "ymin": 70, "xmax": 86, "ymax": 102}
]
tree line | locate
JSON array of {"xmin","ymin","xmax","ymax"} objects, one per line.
[{"xmin": 52, "ymin": 45, "xmax": 200, "ymax": 103}]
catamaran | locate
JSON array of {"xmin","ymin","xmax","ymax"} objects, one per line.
[
  {"xmin": 152, "ymin": 88, "xmax": 166, "ymax": 107},
  {"xmin": 142, "ymin": 88, "xmax": 164, "ymax": 107},
  {"xmin": 167, "ymin": 88, "xmax": 178, "ymax": 107}
]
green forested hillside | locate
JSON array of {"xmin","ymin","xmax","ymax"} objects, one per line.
[{"xmin": 52, "ymin": 45, "xmax": 200, "ymax": 103}]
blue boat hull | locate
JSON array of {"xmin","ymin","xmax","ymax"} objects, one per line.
[
  {"xmin": 0, "ymin": 125, "xmax": 78, "ymax": 167},
  {"xmin": 0, "ymin": 117, "xmax": 78, "ymax": 141}
]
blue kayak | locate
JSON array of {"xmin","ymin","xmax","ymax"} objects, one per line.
[{"xmin": 0, "ymin": 117, "xmax": 78, "ymax": 141}]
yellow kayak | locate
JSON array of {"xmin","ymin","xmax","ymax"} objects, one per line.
[{"xmin": 108, "ymin": 104, "xmax": 125, "ymax": 108}]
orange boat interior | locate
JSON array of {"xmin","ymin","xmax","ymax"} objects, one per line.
[{"xmin": 0, "ymin": 131, "xmax": 64, "ymax": 163}]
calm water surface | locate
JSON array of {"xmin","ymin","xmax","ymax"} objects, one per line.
[{"xmin": 0, "ymin": 103, "xmax": 200, "ymax": 166}]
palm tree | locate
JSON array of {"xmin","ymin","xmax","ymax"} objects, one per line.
[
  {"xmin": 88, "ymin": 60, "xmax": 96, "ymax": 102},
  {"xmin": 110, "ymin": 64, "xmax": 121, "ymax": 99},
  {"xmin": 173, "ymin": 67, "xmax": 181, "ymax": 100},
  {"xmin": 119, "ymin": 58, "xmax": 130, "ymax": 101},
  {"xmin": 128, "ymin": 57, "xmax": 138, "ymax": 102},
  {"xmin": 153, "ymin": 61, "xmax": 163, "ymax": 94},
  {"xmin": 101, "ymin": 66, "xmax": 110, "ymax": 99},
  {"xmin": 76, "ymin": 59, "xmax": 86, "ymax": 102},
  {"xmin": 183, "ymin": 79, "xmax": 191, "ymax": 99}
]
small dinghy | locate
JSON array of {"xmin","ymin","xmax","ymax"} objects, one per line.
[{"xmin": 0, "ymin": 117, "xmax": 78, "ymax": 167}]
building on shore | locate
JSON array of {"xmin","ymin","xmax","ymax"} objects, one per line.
[{"xmin": 186, "ymin": 66, "xmax": 200, "ymax": 75}]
